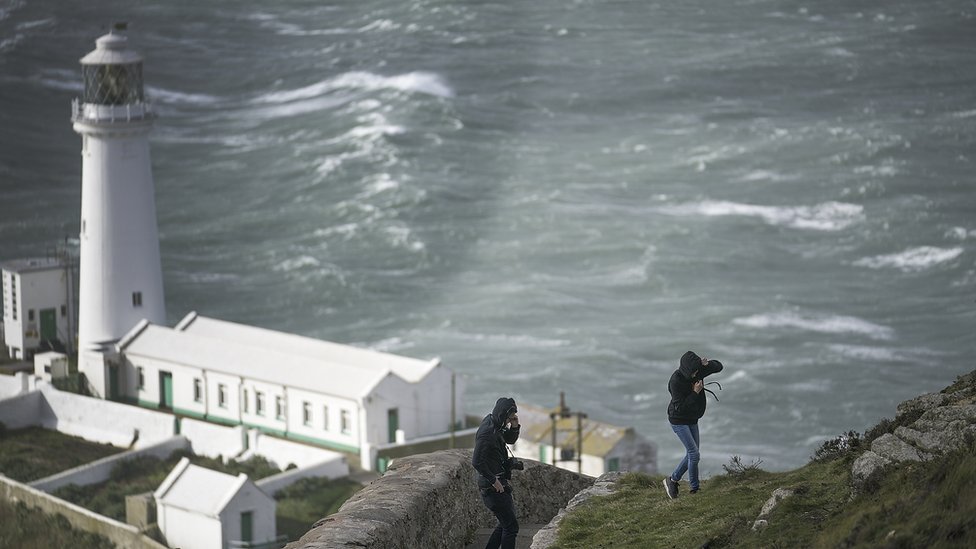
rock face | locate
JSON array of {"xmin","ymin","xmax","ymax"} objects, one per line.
[
  {"xmin": 285, "ymin": 449, "xmax": 592, "ymax": 549},
  {"xmin": 851, "ymin": 371, "xmax": 976, "ymax": 491},
  {"xmin": 530, "ymin": 471, "xmax": 624, "ymax": 549}
]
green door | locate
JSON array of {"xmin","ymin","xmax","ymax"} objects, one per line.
[
  {"xmin": 160, "ymin": 372, "xmax": 173, "ymax": 409},
  {"xmin": 40, "ymin": 308, "xmax": 57, "ymax": 341},
  {"xmin": 388, "ymin": 408, "xmax": 399, "ymax": 443},
  {"xmin": 377, "ymin": 456, "xmax": 390, "ymax": 473},
  {"xmin": 240, "ymin": 511, "xmax": 253, "ymax": 543},
  {"xmin": 108, "ymin": 365, "xmax": 119, "ymax": 400}
]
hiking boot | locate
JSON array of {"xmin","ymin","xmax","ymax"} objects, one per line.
[
  {"xmin": 689, "ymin": 488, "xmax": 699, "ymax": 494},
  {"xmin": 662, "ymin": 476, "xmax": 679, "ymax": 500}
]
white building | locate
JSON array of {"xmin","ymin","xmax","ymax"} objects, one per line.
[
  {"xmin": 511, "ymin": 403, "xmax": 657, "ymax": 478},
  {"xmin": 110, "ymin": 312, "xmax": 463, "ymax": 471},
  {"xmin": 34, "ymin": 351, "xmax": 70, "ymax": 381},
  {"xmin": 2, "ymin": 258, "xmax": 74, "ymax": 359},
  {"xmin": 155, "ymin": 457, "xmax": 277, "ymax": 549}
]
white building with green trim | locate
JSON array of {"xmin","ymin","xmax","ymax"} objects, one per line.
[{"xmin": 100, "ymin": 312, "xmax": 463, "ymax": 471}]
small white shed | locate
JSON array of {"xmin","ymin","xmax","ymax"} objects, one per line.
[{"xmin": 154, "ymin": 457, "xmax": 277, "ymax": 549}]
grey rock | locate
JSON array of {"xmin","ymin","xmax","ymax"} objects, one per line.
[
  {"xmin": 752, "ymin": 519, "xmax": 769, "ymax": 531},
  {"xmin": 871, "ymin": 433, "xmax": 927, "ymax": 463},
  {"xmin": 758, "ymin": 488, "xmax": 795, "ymax": 518},
  {"xmin": 851, "ymin": 450, "xmax": 890, "ymax": 489},
  {"xmin": 894, "ymin": 427, "xmax": 950, "ymax": 455},
  {"xmin": 896, "ymin": 392, "xmax": 948, "ymax": 419},
  {"xmin": 530, "ymin": 471, "xmax": 623, "ymax": 549},
  {"xmin": 918, "ymin": 404, "xmax": 976, "ymax": 424}
]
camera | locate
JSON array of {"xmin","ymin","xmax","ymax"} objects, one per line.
[{"xmin": 506, "ymin": 457, "xmax": 524, "ymax": 471}]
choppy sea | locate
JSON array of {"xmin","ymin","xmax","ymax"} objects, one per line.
[{"xmin": 1, "ymin": 0, "xmax": 974, "ymax": 471}]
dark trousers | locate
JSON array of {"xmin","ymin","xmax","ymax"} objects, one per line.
[{"xmin": 481, "ymin": 489, "xmax": 519, "ymax": 549}]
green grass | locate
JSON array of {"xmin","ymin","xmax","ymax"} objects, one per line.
[
  {"xmin": 551, "ymin": 440, "xmax": 976, "ymax": 548},
  {"xmin": 0, "ymin": 498, "xmax": 115, "ymax": 549},
  {"xmin": 0, "ymin": 426, "xmax": 123, "ymax": 482},
  {"xmin": 274, "ymin": 476, "xmax": 363, "ymax": 542},
  {"xmin": 54, "ymin": 450, "xmax": 281, "ymax": 521}
]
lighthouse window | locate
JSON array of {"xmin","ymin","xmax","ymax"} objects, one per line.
[
  {"xmin": 28, "ymin": 309, "xmax": 34, "ymax": 322},
  {"xmin": 61, "ymin": 305, "xmax": 67, "ymax": 317},
  {"xmin": 218, "ymin": 384, "xmax": 227, "ymax": 408},
  {"xmin": 132, "ymin": 292, "xmax": 142, "ymax": 307}
]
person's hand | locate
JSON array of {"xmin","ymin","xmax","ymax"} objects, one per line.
[
  {"xmin": 493, "ymin": 478, "xmax": 504, "ymax": 493},
  {"xmin": 693, "ymin": 380, "xmax": 704, "ymax": 394},
  {"xmin": 700, "ymin": 356, "xmax": 710, "ymax": 367},
  {"xmin": 508, "ymin": 413, "xmax": 519, "ymax": 429}
]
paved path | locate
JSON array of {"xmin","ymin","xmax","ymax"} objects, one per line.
[{"xmin": 464, "ymin": 524, "xmax": 546, "ymax": 549}]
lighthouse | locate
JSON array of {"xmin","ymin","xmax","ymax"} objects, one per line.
[{"xmin": 73, "ymin": 26, "xmax": 166, "ymax": 397}]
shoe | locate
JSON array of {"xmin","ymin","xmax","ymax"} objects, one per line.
[
  {"xmin": 689, "ymin": 488, "xmax": 699, "ymax": 494},
  {"xmin": 662, "ymin": 476, "xmax": 679, "ymax": 500}
]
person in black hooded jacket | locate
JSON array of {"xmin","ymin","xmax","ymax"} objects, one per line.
[
  {"xmin": 662, "ymin": 351, "xmax": 723, "ymax": 499},
  {"xmin": 472, "ymin": 397, "xmax": 521, "ymax": 549}
]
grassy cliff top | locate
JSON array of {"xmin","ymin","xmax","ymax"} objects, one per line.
[{"xmin": 551, "ymin": 370, "xmax": 976, "ymax": 548}]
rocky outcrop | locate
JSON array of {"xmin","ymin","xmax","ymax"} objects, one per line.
[
  {"xmin": 851, "ymin": 372, "xmax": 976, "ymax": 491},
  {"xmin": 530, "ymin": 471, "xmax": 624, "ymax": 549},
  {"xmin": 751, "ymin": 487, "xmax": 795, "ymax": 531},
  {"xmin": 285, "ymin": 449, "xmax": 592, "ymax": 549}
]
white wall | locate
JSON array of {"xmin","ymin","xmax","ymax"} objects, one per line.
[
  {"xmin": 221, "ymin": 482, "xmax": 276, "ymax": 547},
  {"xmin": 240, "ymin": 378, "xmax": 287, "ymax": 434},
  {"xmin": 0, "ymin": 390, "xmax": 44, "ymax": 429},
  {"xmin": 246, "ymin": 430, "xmax": 349, "ymax": 471},
  {"xmin": 254, "ymin": 457, "xmax": 349, "ymax": 496},
  {"xmin": 181, "ymin": 417, "xmax": 247, "ymax": 460},
  {"xmin": 80, "ymin": 349, "xmax": 108, "ymax": 399},
  {"xmin": 29, "ymin": 436, "xmax": 190, "ymax": 493},
  {"xmin": 157, "ymin": 503, "xmax": 222, "ymax": 549},
  {"xmin": 205, "ymin": 370, "xmax": 241, "ymax": 426},
  {"xmin": 284, "ymin": 386, "xmax": 359, "ymax": 451},
  {"xmin": 0, "ymin": 371, "xmax": 34, "ymax": 399},
  {"xmin": 41, "ymin": 384, "xmax": 176, "ymax": 448}
]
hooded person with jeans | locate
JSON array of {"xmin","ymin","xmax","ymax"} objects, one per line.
[
  {"xmin": 663, "ymin": 351, "xmax": 724, "ymax": 499},
  {"xmin": 472, "ymin": 397, "xmax": 521, "ymax": 549}
]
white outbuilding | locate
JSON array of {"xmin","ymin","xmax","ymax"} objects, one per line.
[
  {"xmin": 510, "ymin": 403, "xmax": 657, "ymax": 478},
  {"xmin": 2, "ymin": 257, "xmax": 75, "ymax": 360},
  {"xmin": 112, "ymin": 311, "xmax": 464, "ymax": 471},
  {"xmin": 154, "ymin": 457, "xmax": 277, "ymax": 549}
]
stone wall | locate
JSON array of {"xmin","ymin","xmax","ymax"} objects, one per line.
[
  {"xmin": 0, "ymin": 474, "xmax": 167, "ymax": 549},
  {"xmin": 286, "ymin": 449, "xmax": 593, "ymax": 549}
]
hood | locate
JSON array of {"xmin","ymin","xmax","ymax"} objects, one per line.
[
  {"xmin": 679, "ymin": 351, "xmax": 701, "ymax": 379},
  {"xmin": 491, "ymin": 397, "xmax": 517, "ymax": 427}
]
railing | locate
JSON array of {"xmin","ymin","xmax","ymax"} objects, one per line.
[{"xmin": 72, "ymin": 98, "xmax": 154, "ymax": 124}]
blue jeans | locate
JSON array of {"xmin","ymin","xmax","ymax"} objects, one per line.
[{"xmin": 670, "ymin": 423, "xmax": 701, "ymax": 491}]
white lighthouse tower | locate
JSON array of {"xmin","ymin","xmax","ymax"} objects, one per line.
[{"xmin": 73, "ymin": 26, "xmax": 166, "ymax": 398}]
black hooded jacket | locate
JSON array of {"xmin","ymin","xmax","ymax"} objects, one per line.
[
  {"xmin": 472, "ymin": 397, "xmax": 520, "ymax": 488},
  {"xmin": 667, "ymin": 351, "xmax": 724, "ymax": 425}
]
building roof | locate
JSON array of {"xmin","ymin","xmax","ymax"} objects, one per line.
[
  {"xmin": 118, "ymin": 315, "xmax": 439, "ymax": 399},
  {"xmin": 517, "ymin": 403, "xmax": 633, "ymax": 458},
  {"xmin": 0, "ymin": 257, "xmax": 63, "ymax": 274},
  {"xmin": 174, "ymin": 312, "xmax": 440, "ymax": 383},
  {"xmin": 154, "ymin": 457, "xmax": 262, "ymax": 517}
]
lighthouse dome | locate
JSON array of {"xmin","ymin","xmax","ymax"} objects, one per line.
[{"xmin": 80, "ymin": 31, "xmax": 143, "ymax": 65}]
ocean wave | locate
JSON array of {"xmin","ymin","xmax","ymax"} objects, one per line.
[
  {"xmin": 853, "ymin": 246, "xmax": 963, "ymax": 272},
  {"xmin": 826, "ymin": 344, "xmax": 943, "ymax": 363},
  {"xmin": 273, "ymin": 255, "xmax": 321, "ymax": 272},
  {"xmin": 946, "ymin": 227, "xmax": 976, "ymax": 240},
  {"xmin": 670, "ymin": 200, "xmax": 864, "ymax": 231},
  {"xmin": 146, "ymin": 85, "xmax": 221, "ymax": 106},
  {"xmin": 252, "ymin": 71, "xmax": 454, "ymax": 104},
  {"xmin": 733, "ymin": 311, "xmax": 894, "ymax": 340},
  {"xmin": 737, "ymin": 170, "xmax": 797, "ymax": 182},
  {"xmin": 951, "ymin": 109, "xmax": 976, "ymax": 119}
]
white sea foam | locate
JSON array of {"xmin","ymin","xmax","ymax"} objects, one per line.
[
  {"xmin": 733, "ymin": 311, "xmax": 894, "ymax": 340},
  {"xmin": 253, "ymin": 71, "xmax": 454, "ymax": 105},
  {"xmin": 359, "ymin": 19, "xmax": 401, "ymax": 32},
  {"xmin": 826, "ymin": 344, "xmax": 912, "ymax": 362},
  {"xmin": 737, "ymin": 170, "xmax": 796, "ymax": 182},
  {"xmin": 671, "ymin": 200, "xmax": 863, "ymax": 231},
  {"xmin": 146, "ymin": 86, "xmax": 221, "ymax": 106},
  {"xmin": 951, "ymin": 109, "xmax": 976, "ymax": 119},
  {"xmin": 273, "ymin": 255, "xmax": 321, "ymax": 272},
  {"xmin": 945, "ymin": 227, "xmax": 976, "ymax": 240},
  {"xmin": 853, "ymin": 246, "xmax": 964, "ymax": 272}
]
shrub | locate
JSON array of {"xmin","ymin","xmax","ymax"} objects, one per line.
[
  {"xmin": 722, "ymin": 455, "xmax": 764, "ymax": 477},
  {"xmin": 812, "ymin": 430, "xmax": 862, "ymax": 463}
]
